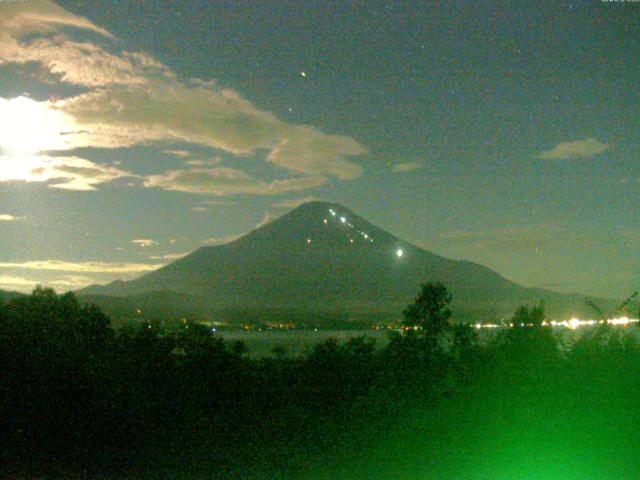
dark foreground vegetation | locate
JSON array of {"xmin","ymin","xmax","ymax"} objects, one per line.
[{"xmin": 2, "ymin": 285, "xmax": 640, "ymax": 479}]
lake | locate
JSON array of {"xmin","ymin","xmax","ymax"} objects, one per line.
[
  {"xmin": 217, "ymin": 323, "xmax": 640, "ymax": 358},
  {"xmin": 216, "ymin": 329, "xmax": 391, "ymax": 358}
]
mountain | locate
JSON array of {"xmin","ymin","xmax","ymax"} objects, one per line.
[{"xmin": 78, "ymin": 201, "xmax": 600, "ymax": 323}]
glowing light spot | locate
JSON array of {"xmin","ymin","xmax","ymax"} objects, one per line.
[
  {"xmin": 396, "ymin": 248, "xmax": 404, "ymax": 257},
  {"xmin": 609, "ymin": 316, "xmax": 634, "ymax": 326},
  {"xmin": 363, "ymin": 233, "xmax": 368, "ymax": 239},
  {"xmin": 350, "ymin": 238, "xmax": 354, "ymax": 243},
  {"xmin": 301, "ymin": 71, "xmax": 306, "ymax": 77},
  {"xmin": 0, "ymin": 96, "xmax": 72, "ymax": 155},
  {"xmin": 330, "ymin": 211, "xmax": 336, "ymax": 216},
  {"xmin": 306, "ymin": 238, "xmax": 312, "ymax": 244},
  {"xmin": 568, "ymin": 318, "xmax": 581, "ymax": 330},
  {"xmin": 340, "ymin": 216, "xmax": 346, "ymax": 223},
  {"xmin": 323, "ymin": 218, "xmax": 328, "ymax": 224}
]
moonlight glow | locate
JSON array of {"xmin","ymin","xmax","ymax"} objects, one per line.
[{"xmin": 0, "ymin": 97, "xmax": 71, "ymax": 155}]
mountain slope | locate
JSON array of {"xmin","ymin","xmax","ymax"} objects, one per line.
[{"xmin": 78, "ymin": 201, "xmax": 596, "ymax": 322}]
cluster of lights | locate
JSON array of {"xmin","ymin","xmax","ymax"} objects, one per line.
[
  {"xmin": 473, "ymin": 323, "xmax": 501, "ymax": 329},
  {"xmin": 546, "ymin": 316, "xmax": 638, "ymax": 330},
  {"xmin": 472, "ymin": 316, "xmax": 639, "ymax": 330},
  {"xmin": 326, "ymin": 208, "xmax": 375, "ymax": 245}
]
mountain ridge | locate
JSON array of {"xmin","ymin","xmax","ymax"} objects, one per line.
[{"xmin": 77, "ymin": 201, "xmax": 603, "ymax": 322}]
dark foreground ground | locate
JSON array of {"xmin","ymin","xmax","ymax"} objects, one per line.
[{"xmin": 2, "ymin": 289, "xmax": 640, "ymax": 479}]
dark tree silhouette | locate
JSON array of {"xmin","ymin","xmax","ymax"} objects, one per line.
[
  {"xmin": 403, "ymin": 282, "xmax": 452, "ymax": 349},
  {"xmin": 511, "ymin": 305, "xmax": 529, "ymax": 327}
]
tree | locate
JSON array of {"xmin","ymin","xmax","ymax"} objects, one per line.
[
  {"xmin": 403, "ymin": 282, "xmax": 452, "ymax": 349},
  {"xmin": 511, "ymin": 306, "xmax": 529, "ymax": 327},
  {"xmin": 530, "ymin": 302, "xmax": 545, "ymax": 327},
  {"xmin": 500, "ymin": 303, "xmax": 557, "ymax": 371},
  {"xmin": 510, "ymin": 303, "xmax": 545, "ymax": 327}
]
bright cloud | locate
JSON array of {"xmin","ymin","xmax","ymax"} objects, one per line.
[
  {"xmin": 392, "ymin": 162, "xmax": 422, "ymax": 173},
  {"xmin": 202, "ymin": 234, "xmax": 243, "ymax": 246},
  {"xmin": 272, "ymin": 196, "xmax": 318, "ymax": 209},
  {"xmin": 48, "ymin": 275, "xmax": 94, "ymax": 288},
  {"xmin": 0, "ymin": 274, "xmax": 36, "ymax": 290},
  {"xmin": 0, "ymin": 0, "xmax": 114, "ymax": 38},
  {"xmin": 148, "ymin": 252, "xmax": 189, "ymax": 261},
  {"xmin": 131, "ymin": 239, "xmax": 158, "ymax": 248},
  {"xmin": 164, "ymin": 150, "xmax": 191, "ymax": 158},
  {"xmin": 537, "ymin": 138, "xmax": 609, "ymax": 160},
  {"xmin": 0, "ymin": 96, "xmax": 133, "ymax": 190},
  {"xmin": 0, "ymin": 260, "xmax": 163, "ymax": 273},
  {"xmin": 144, "ymin": 167, "xmax": 328, "ymax": 196},
  {"xmin": 0, "ymin": 152, "xmax": 131, "ymax": 190}
]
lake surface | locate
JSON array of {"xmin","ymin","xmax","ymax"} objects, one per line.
[
  {"xmin": 217, "ymin": 324, "xmax": 640, "ymax": 358},
  {"xmin": 216, "ymin": 329, "xmax": 391, "ymax": 358}
]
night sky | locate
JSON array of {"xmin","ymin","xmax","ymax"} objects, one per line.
[{"xmin": 0, "ymin": 0, "xmax": 638, "ymax": 297}]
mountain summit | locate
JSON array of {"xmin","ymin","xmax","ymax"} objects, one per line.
[{"xmin": 79, "ymin": 201, "xmax": 588, "ymax": 322}]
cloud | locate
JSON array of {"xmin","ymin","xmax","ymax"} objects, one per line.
[
  {"xmin": 272, "ymin": 196, "xmax": 318, "ymax": 209},
  {"xmin": 266, "ymin": 126, "xmax": 365, "ymax": 179},
  {"xmin": 148, "ymin": 252, "xmax": 189, "ymax": 261},
  {"xmin": 0, "ymin": 214, "xmax": 18, "ymax": 221},
  {"xmin": 0, "ymin": 271, "xmax": 111, "ymax": 292},
  {"xmin": 0, "ymin": 1, "xmax": 366, "ymax": 186},
  {"xmin": 185, "ymin": 158, "xmax": 222, "ymax": 167},
  {"xmin": 392, "ymin": 162, "xmax": 422, "ymax": 173},
  {"xmin": 202, "ymin": 234, "xmax": 243, "ymax": 246},
  {"xmin": 48, "ymin": 275, "xmax": 94, "ymax": 288},
  {"xmin": 144, "ymin": 166, "xmax": 328, "ymax": 196},
  {"xmin": 164, "ymin": 149, "xmax": 191, "ymax": 158},
  {"xmin": 537, "ymin": 138, "xmax": 609, "ymax": 160},
  {"xmin": 54, "ymin": 82, "xmax": 366, "ymax": 180},
  {"xmin": 0, "ymin": 97, "xmax": 133, "ymax": 190},
  {"xmin": 0, "ymin": 274, "xmax": 36, "ymax": 290},
  {"xmin": 131, "ymin": 239, "xmax": 158, "ymax": 248},
  {"xmin": 0, "ymin": 152, "xmax": 132, "ymax": 190},
  {"xmin": 0, "ymin": 260, "xmax": 163, "ymax": 273},
  {"xmin": 0, "ymin": 35, "xmax": 169, "ymax": 87},
  {"xmin": 0, "ymin": 0, "xmax": 114, "ymax": 38}
]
